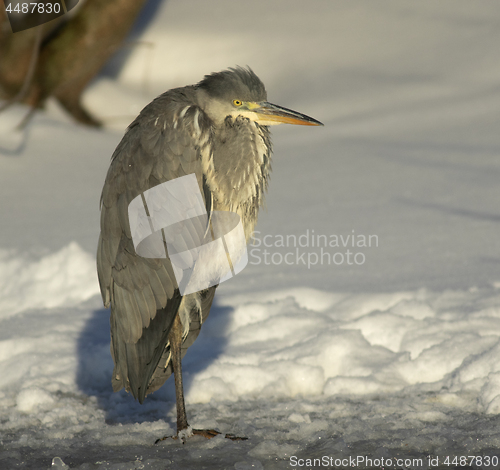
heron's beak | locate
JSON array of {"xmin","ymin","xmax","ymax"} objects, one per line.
[{"xmin": 250, "ymin": 101, "xmax": 323, "ymax": 126}]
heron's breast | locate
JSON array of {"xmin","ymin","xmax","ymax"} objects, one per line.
[{"xmin": 211, "ymin": 120, "xmax": 271, "ymax": 241}]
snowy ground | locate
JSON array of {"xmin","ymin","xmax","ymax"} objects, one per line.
[{"xmin": 1, "ymin": 1, "xmax": 500, "ymax": 469}]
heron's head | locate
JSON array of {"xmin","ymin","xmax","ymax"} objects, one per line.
[{"xmin": 197, "ymin": 66, "xmax": 323, "ymax": 127}]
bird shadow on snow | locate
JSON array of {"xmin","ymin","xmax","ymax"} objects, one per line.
[{"xmin": 75, "ymin": 298, "xmax": 232, "ymax": 426}]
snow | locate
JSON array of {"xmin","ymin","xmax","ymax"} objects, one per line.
[
  {"xmin": 1, "ymin": 1, "xmax": 500, "ymax": 468},
  {"xmin": 0, "ymin": 243, "xmax": 99, "ymax": 318}
]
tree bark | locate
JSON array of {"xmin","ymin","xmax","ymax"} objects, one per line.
[
  {"xmin": 0, "ymin": 9, "xmax": 42, "ymax": 99},
  {"xmin": 0, "ymin": 0, "xmax": 149, "ymax": 126}
]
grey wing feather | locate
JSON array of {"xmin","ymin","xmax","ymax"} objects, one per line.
[
  {"xmin": 145, "ymin": 286, "xmax": 216, "ymax": 396},
  {"xmin": 97, "ymin": 89, "xmax": 215, "ymax": 401}
]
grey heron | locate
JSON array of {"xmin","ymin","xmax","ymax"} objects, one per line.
[{"xmin": 97, "ymin": 67, "xmax": 322, "ymax": 440}]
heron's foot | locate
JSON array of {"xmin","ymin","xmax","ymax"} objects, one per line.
[
  {"xmin": 192, "ymin": 428, "xmax": 248, "ymax": 441},
  {"xmin": 154, "ymin": 425, "xmax": 193, "ymax": 444},
  {"xmin": 155, "ymin": 427, "xmax": 247, "ymax": 444}
]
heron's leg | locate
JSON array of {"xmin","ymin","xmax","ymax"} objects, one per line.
[
  {"xmin": 156, "ymin": 312, "xmax": 247, "ymax": 443},
  {"xmin": 169, "ymin": 312, "xmax": 189, "ymax": 433}
]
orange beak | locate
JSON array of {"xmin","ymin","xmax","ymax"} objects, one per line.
[{"xmin": 253, "ymin": 101, "xmax": 323, "ymax": 126}]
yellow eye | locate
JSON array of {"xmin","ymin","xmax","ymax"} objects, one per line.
[{"xmin": 233, "ymin": 100, "xmax": 242, "ymax": 106}]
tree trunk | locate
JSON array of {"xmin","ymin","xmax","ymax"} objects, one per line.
[
  {"xmin": 0, "ymin": 0, "xmax": 149, "ymax": 126},
  {"xmin": 0, "ymin": 8, "xmax": 42, "ymax": 99}
]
